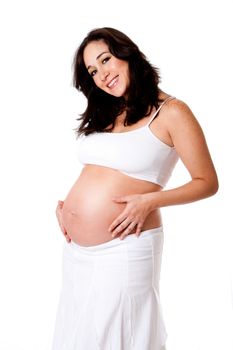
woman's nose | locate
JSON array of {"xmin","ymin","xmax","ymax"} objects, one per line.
[{"xmin": 100, "ymin": 71, "xmax": 110, "ymax": 82}]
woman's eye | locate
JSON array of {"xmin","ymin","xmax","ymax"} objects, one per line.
[
  {"xmin": 90, "ymin": 70, "xmax": 97, "ymax": 77},
  {"xmin": 102, "ymin": 57, "xmax": 110, "ymax": 64}
]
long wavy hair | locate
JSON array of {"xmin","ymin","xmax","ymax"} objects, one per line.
[{"xmin": 72, "ymin": 27, "xmax": 162, "ymax": 136}]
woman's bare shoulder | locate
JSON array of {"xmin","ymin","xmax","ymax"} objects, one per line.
[
  {"xmin": 162, "ymin": 97, "xmax": 201, "ymax": 132},
  {"xmin": 165, "ymin": 97, "xmax": 195, "ymax": 117}
]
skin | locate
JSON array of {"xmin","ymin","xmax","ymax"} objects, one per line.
[
  {"xmin": 56, "ymin": 40, "xmax": 218, "ymax": 245},
  {"xmin": 108, "ymin": 98, "xmax": 219, "ymax": 236},
  {"xmin": 84, "ymin": 40, "xmax": 130, "ymax": 98}
]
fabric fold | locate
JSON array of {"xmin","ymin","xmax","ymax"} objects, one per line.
[{"xmin": 51, "ymin": 227, "xmax": 167, "ymax": 350}]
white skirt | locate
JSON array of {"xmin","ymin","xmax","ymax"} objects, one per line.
[{"xmin": 52, "ymin": 226, "xmax": 167, "ymax": 350}]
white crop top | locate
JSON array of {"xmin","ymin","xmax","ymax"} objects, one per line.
[{"xmin": 77, "ymin": 96, "xmax": 179, "ymax": 187}]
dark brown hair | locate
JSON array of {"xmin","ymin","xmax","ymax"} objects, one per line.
[{"xmin": 72, "ymin": 27, "xmax": 162, "ymax": 136}]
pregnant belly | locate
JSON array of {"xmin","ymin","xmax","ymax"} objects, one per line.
[{"xmin": 61, "ymin": 165, "xmax": 162, "ymax": 246}]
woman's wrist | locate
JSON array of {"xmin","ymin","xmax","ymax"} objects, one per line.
[
  {"xmin": 142, "ymin": 178, "xmax": 218, "ymax": 212},
  {"xmin": 142, "ymin": 191, "xmax": 161, "ymax": 212}
]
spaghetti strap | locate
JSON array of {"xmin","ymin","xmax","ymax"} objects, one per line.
[{"xmin": 147, "ymin": 96, "xmax": 175, "ymax": 126}]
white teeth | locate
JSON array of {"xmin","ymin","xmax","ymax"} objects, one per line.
[{"xmin": 107, "ymin": 77, "xmax": 118, "ymax": 88}]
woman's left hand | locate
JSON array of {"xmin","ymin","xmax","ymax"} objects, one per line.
[{"xmin": 108, "ymin": 193, "xmax": 153, "ymax": 240}]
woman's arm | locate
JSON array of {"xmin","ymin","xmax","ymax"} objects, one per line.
[
  {"xmin": 108, "ymin": 99, "xmax": 219, "ymax": 238},
  {"xmin": 146, "ymin": 99, "xmax": 219, "ymax": 210}
]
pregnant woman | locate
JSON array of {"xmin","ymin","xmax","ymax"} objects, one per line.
[{"xmin": 52, "ymin": 27, "xmax": 218, "ymax": 350}]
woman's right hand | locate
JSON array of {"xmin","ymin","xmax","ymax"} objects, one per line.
[{"xmin": 56, "ymin": 200, "xmax": 71, "ymax": 243}]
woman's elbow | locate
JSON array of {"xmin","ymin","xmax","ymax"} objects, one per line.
[{"xmin": 206, "ymin": 174, "xmax": 219, "ymax": 197}]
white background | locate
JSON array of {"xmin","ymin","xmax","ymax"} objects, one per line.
[{"xmin": 0, "ymin": 0, "xmax": 232, "ymax": 349}]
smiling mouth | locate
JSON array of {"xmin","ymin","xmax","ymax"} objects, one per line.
[{"xmin": 107, "ymin": 76, "xmax": 119, "ymax": 89}]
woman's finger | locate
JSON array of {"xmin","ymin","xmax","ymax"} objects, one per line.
[
  {"xmin": 111, "ymin": 217, "xmax": 133, "ymax": 237},
  {"xmin": 62, "ymin": 227, "xmax": 71, "ymax": 242},
  {"xmin": 55, "ymin": 200, "xmax": 71, "ymax": 243},
  {"xmin": 108, "ymin": 214, "xmax": 128, "ymax": 234},
  {"xmin": 119, "ymin": 221, "xmax": 137, "ymax": 240},
  {"xmin": 64, "ymin": 232, "xmax": 71, "ymax": 243},
  {"xmin": 135, "ymin": 223, "xmax": 143, "ymax": 237},
  {"xmin": 59, "ymin": 223, "xmax": 67, "ymax": 235}
]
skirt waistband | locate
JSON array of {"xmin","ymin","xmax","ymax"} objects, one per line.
[{"xmin": 68, "ymin": 226, "xmax": 163, "ymax": 253}]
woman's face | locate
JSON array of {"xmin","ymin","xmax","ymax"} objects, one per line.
[{"xmin": 83, "ymin": 40, "xmax": 130, "ymax": 98}]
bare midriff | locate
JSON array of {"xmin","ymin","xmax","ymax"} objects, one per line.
[{"xmin": 61, "ymin": 165, "xmax": 162, "ymax": 246}]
